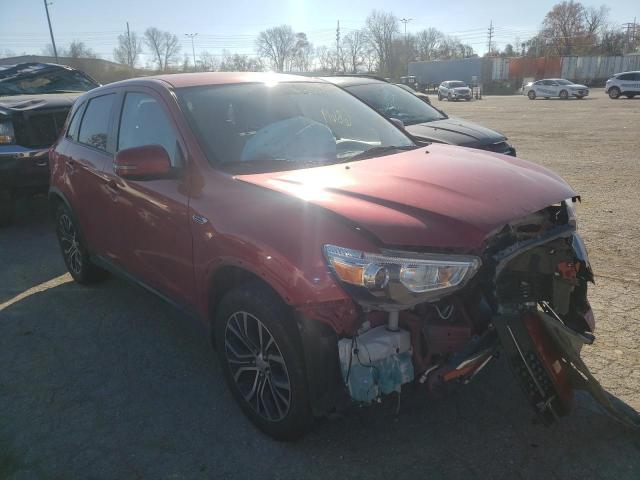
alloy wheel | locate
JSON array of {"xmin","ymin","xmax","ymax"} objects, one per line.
[
  {"xmin": 58, "ymin": 213, "xmax": 83, "ymax": 274},
  {"xmin": 224, "ymin": 311, "xmax": 292, "ymax": 422}
]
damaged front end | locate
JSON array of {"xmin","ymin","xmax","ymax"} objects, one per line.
[{"xmin": 306, "ymin": 199, "xmax": 639, "ymax": 428}]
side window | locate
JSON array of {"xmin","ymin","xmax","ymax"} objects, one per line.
[
  {"xmin": 78, "ymin": 94, "xmax": 115, "ymax": 152},
  {"xmin": 633, "ymin": 73, "xmax": 640, "ymax": 81},
  {"xmin": 618, "ymin": 73, "xmax": 632, "ymax": 81},
  {"xmin": 118, "ymin": 92, "xmax": 181, "ymax": 167},
  {"xmin": 65, "ymin": 102, "xmax": 84, "ymax": 141}
]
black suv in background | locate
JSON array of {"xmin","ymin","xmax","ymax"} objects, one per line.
[
  {"xmin": 0, "ymin": 63, "xmax": 99, "ymax": 226},
  {"xmin": 324, "ymin": 76, "xmax": 516, "ymax": 157}
]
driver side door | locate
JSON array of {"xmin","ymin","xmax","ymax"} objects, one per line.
[{"xmin": 106, "ymin": 87, "xmax": 196, "ymax": 309}]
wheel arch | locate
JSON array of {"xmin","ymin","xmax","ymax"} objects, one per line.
[{"xmin": 207, "ymin": 263, "xmax": 348, "ymax": 418}]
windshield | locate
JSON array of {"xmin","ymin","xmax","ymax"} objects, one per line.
[
  {"xmin": 556, "ymin": 79, "xmax": 573, "ymax": 85},
  {"xmin": 345, "ymin": 83, "xmax": 446, "ymax": 126},
  {"xmin": 0, "ymin": 64, "xmax": 98, "ymax": 96},
  {"xmin": 448, "ymin": 81, "xmax": 467, "ymax": 88},
  {"xmin": 177, "ymin": 82, "xmax": 415, "ymax": 170}
]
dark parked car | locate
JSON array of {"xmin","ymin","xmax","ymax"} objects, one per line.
[
  {"xmin": 395, "ymin": 82, "xmax": 432, "ymax": 104},
  {"xmin": 0, "ymin": 62, "xmax": 99, "ymax": 225},
  {"xmin": 49, "ymin": 72, "xmax": 637, "ymax": 440},
  {"xmin": 324, "ymin": 76, "xmax": 516, "ymax": 156}
]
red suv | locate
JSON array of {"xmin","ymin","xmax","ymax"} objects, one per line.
[{"xmin": 49, "ymin": 73, "xmax": 633, "ymax": 440}]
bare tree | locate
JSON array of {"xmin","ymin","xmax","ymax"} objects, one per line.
[
  {"xmin": 365, "ymin": 10, "xmax": 399, "ymax": 75},
  {"xmin": 583, "ymin": 5, "xmax": 609, "ymax": 36},
  {"xmin": 342, "ymin": 30, "xmax": 368, "ymax": 73},
  {"xmin": 416, "ymin": 28, "xmax": 443, "ymax": 61},
  {"xmin": 291, "ymin": 32, "xmax": 314, "ymax": 72},
  {"xmin": 542, "ymin": 1, "xmax": 586, "ymax": 55},
  {"xmin": 144, "ymin": 27, "xmax": 181, "ymax": 71},
  {"xmin": 198, "ymin": 51, "xmax": 218, "ymax": 71},
  {"xmin": 67, "ymin": 41, "xmax": 97, "ymax": 59},
  {"xmin": 255, "ymin": 25, "xmax": 296, "ymax": 72},
  {"xmin": 219, "ymin": 50, "xmax": 263, "ymax": 71},
  {"xmin": 114, "ymin": 29, "xmax": 143, "ymax": 69}
]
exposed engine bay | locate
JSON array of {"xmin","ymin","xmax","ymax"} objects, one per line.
[{"xmin": 330, "ymin": 201, "xmax": 639, "ymax": 428}]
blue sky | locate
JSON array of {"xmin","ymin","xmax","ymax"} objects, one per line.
[{"xmin": 1, "ymin": 0, "xmax": 637, "ymax": 64}]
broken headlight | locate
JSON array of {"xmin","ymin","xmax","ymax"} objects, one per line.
[{"xmin": 324, "ymin": 245, "xmax": 481, "ymax": 307}]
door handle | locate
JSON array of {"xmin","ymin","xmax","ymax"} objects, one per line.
[{"xmin": 106, "ymin": 179, "xmax": 120, "ymax": 200}]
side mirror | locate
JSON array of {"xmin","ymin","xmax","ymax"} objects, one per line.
[
  {"xmin": 114, "ymin": 144, "xmax": 172, "ymax": 180},
  {"xmin": 389, "ymin": 117, "xmax": 405, "ymax": 130}
]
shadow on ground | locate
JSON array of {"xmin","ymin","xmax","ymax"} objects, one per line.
[{"xmin": 1, "ymin": 200, "xmax": 639, "ymax": 480}]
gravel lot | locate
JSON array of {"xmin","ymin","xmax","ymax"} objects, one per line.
[{"xmin": 1, "ymin": 90, "xmax": 639, "ymax": 480}]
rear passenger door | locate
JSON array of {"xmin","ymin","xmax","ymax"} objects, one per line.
[
  {"xmin": 61, "ymin": 93, "xmax": 118, "ymax": 255},
  {"xmin": 107, "ymin": 88, "xmax": 195, "ymax": 308}
]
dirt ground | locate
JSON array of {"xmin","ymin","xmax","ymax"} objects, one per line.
[{"xmin": 1, "ymin": 90, "xmax": 639, "ymax": 479}]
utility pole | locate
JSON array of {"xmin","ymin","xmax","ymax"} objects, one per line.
[
  {"xmin": 487, "ymin": 20, "xmax": 494, "ymax": 55},
  {"xmin": 43, "ymin": 0, "xmax": 58, "ymax": 62},
  {"xmin": 400, "ymin": 18, "xmax": 412, "ymax": 42},
  {"xmin": 623, "ymin": 18, "xmax": 637, "ymax": 53},
  {"xmin": 126, "ymin": 22, "xmax": 134, "ymax": 72},
  {"xmin": 336, "ymin": 20, "xmax": 341, "ymax": 73},
  {"xmin": 185, "ymin": 33, "xmax": 198, "ymax": 71}
]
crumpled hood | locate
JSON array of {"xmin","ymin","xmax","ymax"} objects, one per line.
[
  {"xmin": 236, "ymin": 144, "xmax": 575, "ymax": 253},
  {"xmin": 0, "ymin": 93, "xmax": 79, "ymax": 116},
  {"xmin": 406, "ymin": 116, "xmax": 506, "ymax": 148}
]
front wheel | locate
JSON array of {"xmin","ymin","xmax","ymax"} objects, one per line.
[
  {"xmin": 624, "ymin": 93, "xmax": 635, "ymax": 99},
  {"xmin": 437, "ymin": 92, "xmax": 442, "ymax": 101},
  {"xmin": 528, "ymin": 90, "xmax": 536, "ymax": 100},
  {"xmin": 54, "ymin": 203, "xmax": 108, "ymax": 284},
  {"xmin": 576, "ymin": 95, "xmax": 584, "ymax": 99},
  {"xmin": 608, "ymin": 87, "xmax": 620, "ymax": 99},
  {"xmin": 214, "ymin": 283, "xmax": 313, "ymax": 440}
]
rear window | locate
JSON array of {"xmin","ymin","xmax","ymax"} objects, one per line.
[
  {"xmin": 78, "ymin": 94, "xmax": 114, "ymax": 152},
  {"xmin": 66, "ymin": 103, "xmax": 85, "ymax": 141}
]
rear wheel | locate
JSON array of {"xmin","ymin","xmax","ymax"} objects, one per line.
[
  {"xmin": 624, "ymin": 93, "xmax": 635, "ymax": 99},
  {"xmin": 214, "ymin": 283, "xmax": 313, "ymax": 440},
  {"xmin": 559, "ymin": 90, "xmax": 569, "ymax": 99},
  {"xmin": 54, "ymin": 203, "xmax": 108, "ymax": 284},
  {"xmin": 576, "ymin": 95, "xmax": 584, "ymax": 99},
  {"xmin": 0, "ymin": 189, "xmax": 15, "ymax": 227},
  {"xmin": 527, "ymin": 90, "xmax": 536, "ymax": 100},
  {"xmin": 608, "ymin": 87, "xmax": 620, "ymax": 99}
]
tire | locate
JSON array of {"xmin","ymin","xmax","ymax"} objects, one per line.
[
  {"xmin": 527, "ymin": 90, "xmax": 536, "ymax": 100},
  {"xmin": 624, "ymin": 93, "xmax": 635, "ymax": 99},
  {"xmin": 447, "ymin": 92, "xmax": 452, "ymax": 101},
  {"xmin": 54, "ymin": 203, "xmax": 108, "ymax": 284},
  {"xmin": 0, "ymin": 189, "xmax": 15, "ymax": 227},
  {"xmin": 214, "ymin": 283, "xmax": 313, "ymax": 441},
  {"xmin": 608, "ymin": 87, "xmax": 620, "ymax": 99},
  {"xmin": 576, "ymin": 95, "xmax": 584, "ymax": 99},
  {"xmin": 559, "ymin": 90, "xmax": 568, "ymax": 99},
  {"xmin": 437, "ymin": 93, "xmax": 442, "ymax": 101}
]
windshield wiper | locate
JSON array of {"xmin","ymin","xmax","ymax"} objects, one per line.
[{"xmin": 346, "ymin": 145, "xmax": 418, "ymax": 161}]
